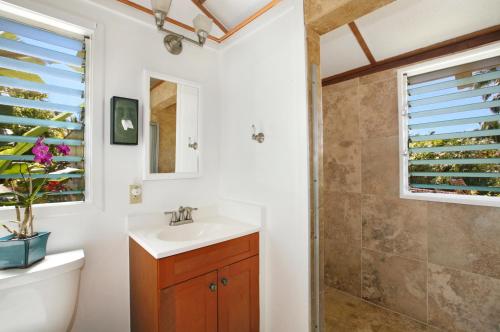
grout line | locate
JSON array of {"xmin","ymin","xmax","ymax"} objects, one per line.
[
  {"xmin": 356, "ymin": 81, "xmax": 364, "ymax": 300},
  {"xmin": 428, "ymin": 261, "xmax": 500, "ymax": 281},
  {"xmin": 426, "ymin": 201, "xmax": 430, "ymax": 325},
  {"xmin": 361, "ymin": 244, "xmax": 427, "ymax": 264},
  {"xmin": 327, "ymin": 287, "xmax": 444, "ymax": 331}
]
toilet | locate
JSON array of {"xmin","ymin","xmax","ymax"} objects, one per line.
[{"xmin": 0, "ymin": 249, "xmax": 85, "ymax": 332}]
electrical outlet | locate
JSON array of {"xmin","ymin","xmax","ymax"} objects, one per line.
[{"xmin": 129, "ymin": 184, "xmax": 142, "ymax": 204}]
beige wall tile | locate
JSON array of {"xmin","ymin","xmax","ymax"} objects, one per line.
[
  {"xmin": 359, "ymin": 68, "xmax": 397, "ymax": 85},
  {"xmin": 361, "ymin": 135, "xmax": 399, "ymax": 196},
  {"xmin": 323, "ymin": 192, "xmax": 362, "ymax": 296},
  {"xmin": 323, "ymin": 139, "xmax": 360, "ymax": 166},
  {"xmin": 362, "ymin": 249, "xmax": 427, "ymax": 322},
  {"xmin": 323, "ymin": 77, "xmax": 359, "ymax": 93},
  {"xmin": 359, "ymin": 78, "xmax": 398, "ymax": 139},
  {"xmin": 323, "ymin": 83, "xmax": 360, "ymax": 143},
  {"xmin": 428, "ymin": 202, "xmax": 500, "ymax": 279},
  {"xmin": 428, "ymin": 263, "xmax": 500, "ymax": 332},
  {"xmin": 324, "ymin": 160, "xmax": 361, "ymax": 193},
  {"xmin": 323, "ymin": 191, "xmax": 361, "ymax": 240},
  {"xmin": 325, "ymin": 237, "xmax": 361, "ymax": 297},
  {"xmin": 362, "ymin": 195, "xmax": 427, "ymax": 260}
]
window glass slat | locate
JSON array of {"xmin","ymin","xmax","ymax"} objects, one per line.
[
  {"xmin": 410, "ymin": 184, "xmax": 500, "ymax": 193},
  {"xmin": 0, "ymin": 114, "xmax": 82, "ymax": 130},
  {"xmin": 0, "ymin": 17, "xmax": 83, "ymax": 51},
  {"xmin": 0, "ymin": 173, "xmax": 83, "ymax": 180},
  {"xmin": 409, "ymin": 158, "xmax": 500, "ymax": 165},
  {"xmin": 408, "ymin": 114, "xmax": 500, "ymax": 130},
  {"xmin": 0, "ymin": 56, "xmax": 83, "ymax": 82},
  {"xmin": 0, "ymin": 37, "xmax": 83, "ymax": 66},
  {"xmin": 409, "ymin": 129, "xmax": 500, "ymax": 141},
  {"xmin": 0, "ymin": 76, "xmax": 83, "ymax": 97},
  {"xmin": 409, "ymin": 100, "xmax": 500, "ymax": 118},
  {"xmin": 409, "ymin": 143, "xmax": 500, "ymax": 153},
  {"xmin": 0, "ymin": 95, "xmax": 82, "ymax": 113},
  {"xmin": 0, "ymin": 135, "xmax": 83, "ymax": 146},
  {"xmin": 408, "ymin": 70, "xmax": 500, "ymax": 95},
  {"xmin": 408, "ymin": 85, "xmax": 500, "ymax": 107},
  {"xmin": 410, "ymin": 172, "xmax": 499, "ymax": 178},
  {"xmin": 0, "ymin": 155, "xmax": 83, "ymax": 162}
]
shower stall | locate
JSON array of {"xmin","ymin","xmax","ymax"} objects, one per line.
[{"xmin": 307, "ymin": 1, "xmax": 500, "ymax": 331}]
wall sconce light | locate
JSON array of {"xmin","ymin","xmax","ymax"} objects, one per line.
[
  {"xmin": 151, "ymin": 0, "xmax": 213, "ymax": 55},
  {"xmin": 251, "ymin": 125, "xmax": 265, "ymax": 143}
]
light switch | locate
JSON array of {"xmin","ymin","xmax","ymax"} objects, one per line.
[{"xmin": 129, "ymin": 184, "xmax": 142, "ymax": 204}]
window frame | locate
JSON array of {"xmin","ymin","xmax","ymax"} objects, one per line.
[
  {"xmin": 397, "ymin": 41, "xmax": 500, "ymax": 208},
  {"xmin": 0, "ymin": 1, "xmax": 103, "ymax": 217}
]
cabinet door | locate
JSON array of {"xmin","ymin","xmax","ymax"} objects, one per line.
[
  {"xmin": 218, "ymin": 256, "xmax": 259, "ymax": 332},
  {"xmin": 160, "ymin": 271, "xmax": 218, "ymax": 332}
]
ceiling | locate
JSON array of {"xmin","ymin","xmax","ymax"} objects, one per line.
[
  {"xmin": 320, "ymin": 0, "xmax": 500, "ymax": 79},
  {"xmin": 117, "ymin": 0, "xmax": 280, "ymax": 43}
]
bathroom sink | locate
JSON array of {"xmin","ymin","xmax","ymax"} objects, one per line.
[
  {"xmin": 129, "ymin": 217, "xmax": 260, "ymax": 258},
  {"xmin": 156, "ymin": 222, "xmax": 234, "ymax": 242}
]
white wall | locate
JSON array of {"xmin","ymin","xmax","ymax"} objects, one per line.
[
  {"xmin": 218, "ymin": 2, "xmax": 310, "ymax": 331},
  {"xmin": 0, "ymin": 0, "xmax": 220, "ymax": 331},
  {"xmin": 0, "ymin": 0, "xmax": 310, "ymax": 331}
]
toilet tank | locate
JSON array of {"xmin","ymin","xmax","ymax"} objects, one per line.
[{"xmin": 0, "ymin": 249, "xmax": 85, "ymax": 332}]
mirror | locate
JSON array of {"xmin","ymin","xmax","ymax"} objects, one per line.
[{"xmin": 143, "ymin": 71, "xmax": 200, "ymax": 179}]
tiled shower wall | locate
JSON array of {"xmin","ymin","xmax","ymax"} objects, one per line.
[{"xmin": 321, "ymin": 69, "xmax": 500, "ymax": 331}]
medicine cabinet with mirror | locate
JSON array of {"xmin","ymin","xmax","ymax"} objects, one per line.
[{"xmin": 143, "ymin": 71, "xmax": 200, "ymax": 180}]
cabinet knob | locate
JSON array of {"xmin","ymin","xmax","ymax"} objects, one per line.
[
  {"xmin": 221, "ymin": 277, "xmax": 229, "ymax": 286},
  {"xmin": 209, "ymin": 283, "xmax": 217, "ymax": 292}
]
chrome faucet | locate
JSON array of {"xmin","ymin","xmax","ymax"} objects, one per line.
[{"xmin": 164, "ymin": 206, "xmax": 197, "ymax": 226}]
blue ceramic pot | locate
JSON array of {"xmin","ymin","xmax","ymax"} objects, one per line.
[{"xmin": 0, "ymin": 232, "xmax": 50, "ymax": 269}]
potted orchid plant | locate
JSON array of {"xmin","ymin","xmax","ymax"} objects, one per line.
[{"xmin": 0, "ymin": 137, "xmax": 71, "ymax": 269}]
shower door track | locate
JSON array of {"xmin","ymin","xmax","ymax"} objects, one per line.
[{"xmin": 311, "ymin": 63, "xmax": 322, "ymax": 332}]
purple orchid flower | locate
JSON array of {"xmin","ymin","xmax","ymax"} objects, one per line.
[
  {"xmin": 56, "ymin": 144, "xmax": 71, "ymax": 156},
  {"xmin": 32, "ymin": 137, "xmax": 53, "ymax": 165}
]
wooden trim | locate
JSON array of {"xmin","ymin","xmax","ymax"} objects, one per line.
[
  {"xmin": 323, "ymin": 24, "xmax": 500, "ymax": 86},
  {"xmin": 219, "ymin": 0, "xmax": 281, "ymax": 42},
  {"xmin": 191, "ymin": 0, "xmax": 228, "ymax": 33},
  {"xmin": 116, "ymin": 0, "xmax": 221, "ymax": 43},
  {"xmin": 348, "ymin": 22, "xmax": 375, "ymax": 64},
  {"xmin": 117, "ymin": 0, "xmax": 281, "ymax": 44}
]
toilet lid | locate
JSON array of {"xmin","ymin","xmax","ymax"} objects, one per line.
[{"xmin": 0, "ymin": 249, "xmax": 84, "ymax": 290}]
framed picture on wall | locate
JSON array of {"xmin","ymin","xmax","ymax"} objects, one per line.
[{"xmin": 111, "ymin": 96, "xmax": 139, "ymax": 145}]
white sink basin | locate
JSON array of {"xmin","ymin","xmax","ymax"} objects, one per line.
[
  {"xmin": 128, "ymin": 217, "xmax": 260, "ymax": 259},
  {"xmin": 156, "ymin": 222, "xmax": 241, "ymax": 242}
]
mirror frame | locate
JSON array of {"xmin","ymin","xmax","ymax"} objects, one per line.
[{"xmin": 142, "ymin": 70, "xmax": 201, "ymax": 180}]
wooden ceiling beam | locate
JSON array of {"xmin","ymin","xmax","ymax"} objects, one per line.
[
  {"xmin": 348, "ymin": 22, "xmax": 376, "ymax": 64},
  {"xmin": 219, "ymin": 0, "xmax": 281, "ymax": 42},
  {"xmin": 322, "ymin": 24, "xmax": 500, "ymax": 87},
  {"xmin": 191, "ymin": 0, "xmax": 228, "ymax": 33}
]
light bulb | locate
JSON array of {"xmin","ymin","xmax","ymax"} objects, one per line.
[
  {"xmin": 193, "ymin": 14, "xmax": 213, "ymax": 34},
  {"xmin": 151, "ymin": 0, "xmax": 172, "ymax": 13}
]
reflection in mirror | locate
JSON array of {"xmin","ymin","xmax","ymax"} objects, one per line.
[
  {"xmin": 150, "ymin": 78, "xmax": 177, "ymax": 173},
  {"xmin": 145, "ymin": 73, "xmax": 199, "ymax": 179}
]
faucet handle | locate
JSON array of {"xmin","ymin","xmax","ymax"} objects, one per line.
[
  {"xmin": 164, "ymin": 211, "xmax": 178, "ymax": 222},
  {"xmin": 185, "ymin": 207, "xmax": 198, "ymax": 220}
]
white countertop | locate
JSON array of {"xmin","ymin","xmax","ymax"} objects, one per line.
[{"xmin": 128, "ymin": 216, "xmax": 260, "ymax": 259}]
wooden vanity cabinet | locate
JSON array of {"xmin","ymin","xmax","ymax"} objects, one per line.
[{"xmin": 129, "ymin": 233, "xmax": 259, "ymax": 332}]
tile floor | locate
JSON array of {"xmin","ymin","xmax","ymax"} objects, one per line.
[{"xmin": 325, "ymin": 288, "xmax": 440, "ymax": 332}]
